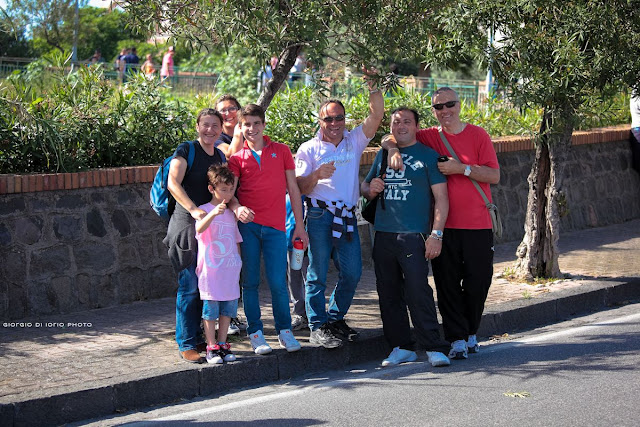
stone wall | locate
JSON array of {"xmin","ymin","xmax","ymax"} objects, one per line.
[
  {"xmin": 1, "ymin": 126, "xmax": 639, "ymax": 320},
  {"xmin": 0, "ymin": 184, "xmax": 174, "ymax": 320}
]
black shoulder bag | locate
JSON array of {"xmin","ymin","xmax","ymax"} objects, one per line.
[{"xmin": 361, "ymin": 148, "xmax": 388, "ymax": 224}]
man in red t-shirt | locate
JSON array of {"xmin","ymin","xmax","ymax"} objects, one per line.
[
  {"xmin": 228, "ymin": 104, "xmax": 308, "ymax": 356},
  {"xmin": 383, "ymin": 87, "xmax": 500, "ymax": 360}
]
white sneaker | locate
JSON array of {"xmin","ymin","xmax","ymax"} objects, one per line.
[
  {"xmin": 227, "ymin": 322, "xmax": 240, "ymax": 335},
  {"xmin": 381, "ymin": 347, "xmax": 418, "ymax": 366},
  {"xmin": 427, "ymin": 351, "xmax": 451, "ymax": 367},
  {"xmin": 467, "ymin": 335, "xmax": 480, "ymax": 353},
  {"xmin": 448, "ymin": 339, "xmax": 468, "ymax": 360},
  {"xmin": 278, "ymin": 329, "xmax": 301, "ymax": 352},
  {"xmin": 248, "ymin": 330, "xmax": 272, "ymax": 355}
]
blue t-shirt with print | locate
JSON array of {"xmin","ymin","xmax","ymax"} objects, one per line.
[{"xmin": 364, "ymin": 143, "xmax": 446, "ymax": 233}]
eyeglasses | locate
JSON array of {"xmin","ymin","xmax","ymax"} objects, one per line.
[
  {"xmin": 432, "ymin": 101, "xmax": 459, "ymax": 110},
  {"xmin": 219, "ymin": 107, "xmax": 238, "ymax": 114},
  {"xmin": 320, "ymin": 115, "xmax": 345, "ymax": 123}
]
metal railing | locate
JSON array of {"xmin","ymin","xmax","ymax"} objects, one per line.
[{"xmin": 0, "ymin": 56, "xmax": 488, "ymax": 101}]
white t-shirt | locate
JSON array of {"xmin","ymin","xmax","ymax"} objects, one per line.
[{"xmin": 295, "ymin": 126, "xmax": 371, "ymax": 206}]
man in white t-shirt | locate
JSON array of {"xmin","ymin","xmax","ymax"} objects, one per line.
[{"xmin": 295, "ymin": 73, "xmax": 383, "ymax": 348}]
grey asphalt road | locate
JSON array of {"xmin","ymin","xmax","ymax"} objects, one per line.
[{"xmin": 80, "ymin": 303, "xmax": 640, "ymax": 427}]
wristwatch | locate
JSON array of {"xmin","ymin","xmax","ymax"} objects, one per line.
[
  {"xmin": 463, "ymin": 165, "xmax": 472, "ymax": 176},
  {"xmin": 431, "ymin": 230, "xmax": 443, "ymax": 238}
]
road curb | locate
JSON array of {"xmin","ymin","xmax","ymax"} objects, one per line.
[{"xmin": 3, "ymin": 279, "xmax": 639, "ymax": 426}]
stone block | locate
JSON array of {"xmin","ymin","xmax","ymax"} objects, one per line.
[
  {"xmin": 51, "ymin": 276, "xmax": 75, "ymax": 313},
  {"xmin": 111, "ymin": 210, "xmax": 131, "ymax": 237},
  {"xmin": 6, "ymin": 281, "xmax": 28, "ymax": 320},
  {"xmin": 136, "ymin": 237, "xmax": 156, "ymax": 267},
  {"xmin": 117, "ymin": 189, "xmax": 140, "ymax": 206},
  {"xmin": 13, "ymin": 387, "xmax": 114, "ymax": 427},
  {"xmin": 73, "ymin": 242, "xmax": 115, "ymax": 272},
  {"xmin": 27, "ymin": 279, "xmax": 58, "ymax": 316},
  {"xmin": 53, "ymin": 215, "xmax": 83, "ymax": 241},
  {"xmin": 14, "ymin": 216, "xmax": 43, "ymax": 245},
  {"xmin": 114, "ymin": 370, "xmax": 199, "ymax": 412},
  {"xmin": 91, "ymin": 191, "xmax": 106, "ymax": 204},
  {"xmin": 56, "ymin": 194, "xmax": 86, "ymax": 210},
  {"xmin": 86, "ymin": 208, "xmax": 107, "ymax": 237},
  {"xmin": 76, "ymin": 274, "xmax": 92, "ymax": 309},
  {"xmin": 117, "ymin": 267, "xmax": 147, "ymax": 304},
  {"xmin": 117, "ymin": 240, "xmax": 140, "ymax": 267},
  {"xmin": 131, "ymin": 210, "xmax": 163, "ymax": 233},
  {"xmin": 0, "ymin": 197, "xmax": 25, "ymax": 216},
  {"xmin": 29, "ymin": 197, "xmax": 53, "ymax": 212},
  {"xmin": 149, "ymin": 265, "xmax": 176, "ymax": 299},
  {"xmin": 0, "ymin": 223, "xmax": 11, "ymax": 247},
  {"xmin": 30, "ymin": 245, "xmax": 71, "ymax": 278},
  {"xmin": 90, "ymin": 274, "xmax": 117, "ymax": 309}
]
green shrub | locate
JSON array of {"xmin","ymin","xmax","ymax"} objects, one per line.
[{"xmin": 0, "ymin": 52, "xmax": 193, "ymax": 174}]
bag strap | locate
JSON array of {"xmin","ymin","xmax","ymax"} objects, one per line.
[
  {"xmin": 186, "ymin": 140, "xmax": 196, "ymax": 173},
  {"xmin": 438, "ymin": 130, "xmax": 492, "ymax": 207},
  {"xmin": 378, "ymin": 148, "xmax": 388, "ymax": 210}
]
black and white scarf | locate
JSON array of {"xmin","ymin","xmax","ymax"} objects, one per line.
[{"xmin": 305, "ymin": 197, "xmax": 357, "ymax": 242}]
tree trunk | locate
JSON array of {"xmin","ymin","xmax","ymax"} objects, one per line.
[
  {"xmin": 515, "ymin": 106, "xmax": 573, "ymax": 279},
  {"xmin": 256, "ymin": 45, "xmax": 302, "ymax": 109}
]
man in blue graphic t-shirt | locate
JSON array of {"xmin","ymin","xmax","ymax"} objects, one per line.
[{"xmin": 361, "ymin": 107, "xmax": 452, "ymax": 368}]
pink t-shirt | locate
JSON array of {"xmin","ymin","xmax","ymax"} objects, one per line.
[
  {"xmin": 195, "ymin": 204, "xmax": 242, "ymax": 301},
  {"xmin": 228, "ymin": 135, "xmax": 295, "ymax": 231},
  {"xmin": 417, "ymin": 124, "xmax": 499, "ymax": 229}
]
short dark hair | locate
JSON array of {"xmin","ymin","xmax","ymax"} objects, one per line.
[
  {"xmin": 390, "ymin": 107, "xmax": 420, "ymax": 125},
  {"xmin": 238, "ymin": 104, "xmax": 265, "ymax": 123},
  {"xmin": 215, "ymin": 94, "xmax": 242, "ymax": 110},
  {"xmin": 196, "ymin": 108, "xmax": 223, "ymax": 125},
  {"xmin": 207, "ymin": 164, "xmax": 235, "ymax": 188},
  {"xmin": 318, "ymin": 99, "xmax": 346, "ymax": 118}
]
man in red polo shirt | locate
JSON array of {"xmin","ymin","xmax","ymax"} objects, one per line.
[{"xmin": 228, "ymin": 104, "xmax": 309, "ymax": 355}]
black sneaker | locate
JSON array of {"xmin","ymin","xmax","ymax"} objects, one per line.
[
  {"xmin": 329, "ymin": 319, "xmax": 359, "ymax": 342},
  {"xmin": 309, "ymin": 324, "xmax": 343, "ymax": 348}
]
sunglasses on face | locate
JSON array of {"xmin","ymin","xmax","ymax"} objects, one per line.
[
  {"xmin": 320, "ymin": 115, "xmax": 345, "ymax": 123},
  {"xmin": 219, "ymin": 107, "xmax": 238, "ymax": 114},
  {"xmin": 432, "ymin": 101, "xmax": 459, "ymax": 110}
]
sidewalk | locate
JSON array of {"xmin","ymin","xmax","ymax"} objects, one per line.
[{"xmin": 1, "ymin": 220, "xmax": 639, "ymax": 426}]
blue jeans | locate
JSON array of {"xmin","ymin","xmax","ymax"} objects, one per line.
[
  {"xmin": 176, "ymin": 257, "xmax": 202, "ymax": 351},
  {"xmin": 238, "ymin": 221, "xmax": 292, "ymax": 335},
  {"xmin": 202, "ymin": 299, "xmax": 238, "ymax": 320},
  {"xmin": 305, "ymin": 207, "xmax": 362, "ymax": 330}
]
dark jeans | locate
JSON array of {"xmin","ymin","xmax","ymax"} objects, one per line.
[
  {"xmin": 372, "ymin": 232, "xmax": 449, "ymax": 353},
  {"xmin": 431, "ymin": 228, "xmax": 494, "ymax": 343}
]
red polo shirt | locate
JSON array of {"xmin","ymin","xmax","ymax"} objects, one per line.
[{"xmin": 228, "ymin": 135, "xmax": 295, "ymax": 231}]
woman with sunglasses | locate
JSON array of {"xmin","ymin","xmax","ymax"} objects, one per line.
[{"xmin": 215, "ymin": 94, "xmax": 242, "ymax": 158}]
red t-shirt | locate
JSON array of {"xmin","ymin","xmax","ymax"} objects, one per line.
[
  {"xmin": 228, "ymin": 136, "xmax": 295, "ymax": 231},
  {"xmin": 416, "ymin": 125, "xmax": 499, "ymax": 229}
]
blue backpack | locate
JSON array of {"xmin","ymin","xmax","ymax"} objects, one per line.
[{"xmin": 150, "ymin": 141, "xmax": 196, "ymax": 219}]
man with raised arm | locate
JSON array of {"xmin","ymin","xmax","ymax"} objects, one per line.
[
  {"xmin": 295, "ymin": 72, "xmax": 384, "ymax": 348},
  {"xmin": 382, "ymin": 87, "xmax": 500, "ymax": 359}
]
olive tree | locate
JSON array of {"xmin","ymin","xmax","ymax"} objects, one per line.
[
  {"xmin": 428, "ymin": 1, "xmax": 640, "ymax": 278},
  {"xmin": 120, "ymin": 0, "xmax": 441, "ymax": 108}
]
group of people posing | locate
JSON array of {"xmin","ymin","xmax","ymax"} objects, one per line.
[{"xmin": 163, "ymin": 76, "xmax": 500, "ymax": 368}]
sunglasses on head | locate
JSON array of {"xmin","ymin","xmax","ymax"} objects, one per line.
[
  {"xmin": 320, "ymin": 115, "xmax": 345, "ymax": 123},
  {"xmin": 432, "ymin": 101, "xmax": 459, "ymax": 110}
]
